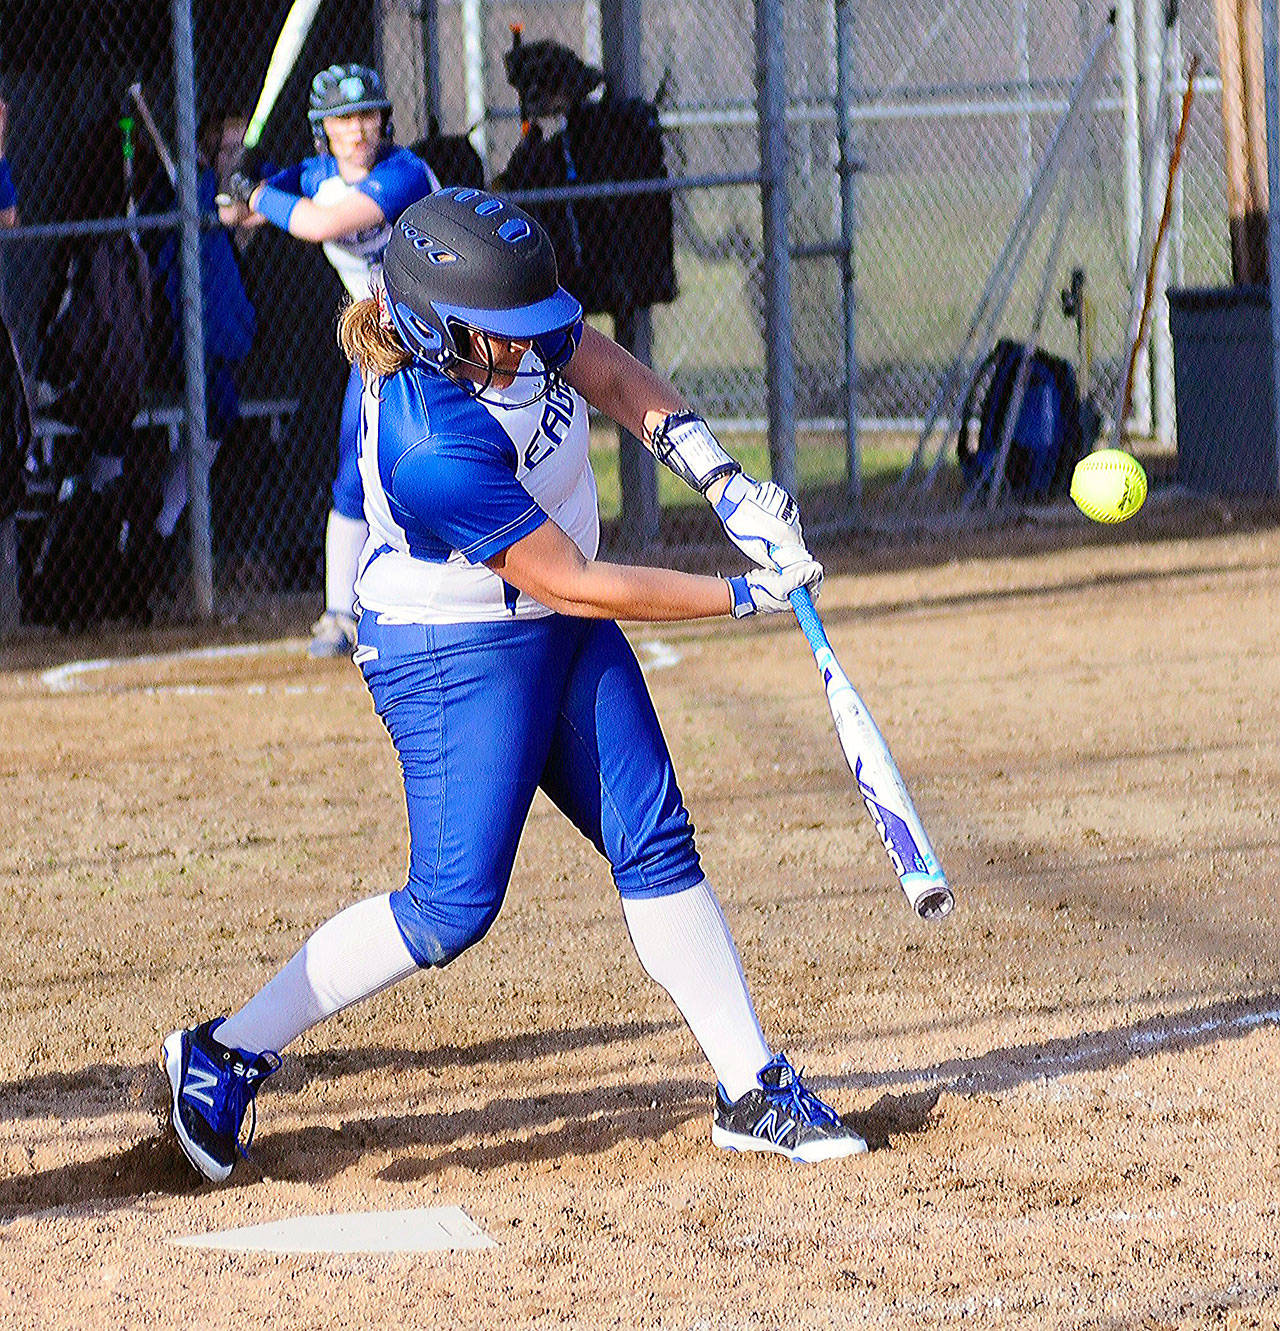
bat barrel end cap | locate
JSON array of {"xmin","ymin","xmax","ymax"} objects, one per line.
[{"xmin": 916, "ymin": 887, "xmax": 954, "ymax": 922}]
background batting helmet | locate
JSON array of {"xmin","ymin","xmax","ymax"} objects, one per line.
[{"xmin": 307, "ymin": 64, "xmax": 392, "ymax": 135}]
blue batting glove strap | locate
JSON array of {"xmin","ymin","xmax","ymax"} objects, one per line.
[
  {"xmin": 711, "ymin": 487, "xmax": 739, "ymax": 525},
  {"xmin": 0, "ymin": 159, "xmax": 15, "ymax": 211},
  {"xmin": 252, "ymin": 182, "xmax": 300, "ymax": 231},
  {"xmin": 727, "ymin": 575, "xmax": 755, "ymax": 619}
]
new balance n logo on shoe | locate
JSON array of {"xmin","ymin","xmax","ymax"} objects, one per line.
[
  {"xmin": 163, "ymin": 1019, "xmax": 281, "ymax": 1184},
  {"xmin": 183, "ymin": 1061, "xmax": 221, "ymax": 1109},
  {"xmin": 750, "ymin": 1109, "xmax": 796, "ymax": 1146}
]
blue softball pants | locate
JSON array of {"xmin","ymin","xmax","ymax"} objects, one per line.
[
  {"xmin": 331, "ymin": 362, "xmax": 365, "ymax": 520},
  {"xmin": 357, "ymin": 612, "xmax": 705, "ymax": 968}
]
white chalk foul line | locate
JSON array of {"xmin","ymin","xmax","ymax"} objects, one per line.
[
  {"xmin": 41, "ymin": 635, "xmax": 680, "ymax": 696},
  {"xmin": 40, "ymin": 639, "xmax": 309, "ymax": 694}
]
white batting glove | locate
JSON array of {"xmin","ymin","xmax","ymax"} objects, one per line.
[
  {"xmin": 710, "ymin": 472, "xmax": 806, "ymax": 569},
  {"xmin": 726, "ymin": 558, "xmax": 823, "ymax": 618}
]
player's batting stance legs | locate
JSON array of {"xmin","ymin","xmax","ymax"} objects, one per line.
[
  {"xmin": 164, "ymin": 618, "xmax": 865, "ymax": 1182},
  {"xmin": 309, "ymin": 364, "xmax": 368, "ymax": 657}
]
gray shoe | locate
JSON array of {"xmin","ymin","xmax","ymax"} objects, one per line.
[
  {"xmin": 711, "ymin": 1053, "xmax": 867, "ymax": 1162},
  {"xmin": 308, "ymin": 610, "xmax": 357, "ymax": 658}
]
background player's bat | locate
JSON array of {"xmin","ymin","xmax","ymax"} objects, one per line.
[
  {"xmin": 244, "ymin": 0, "xmax": 325, "ymax": 150},
  {"xmin": 789, "ymin": 587, "xmax": 954, "ymax": 921},
  {"xmin": 127, "ymin": 82, "xmax": 176, "ymax": 187}
]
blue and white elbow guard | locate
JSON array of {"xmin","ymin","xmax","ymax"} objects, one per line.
[{"xmin": 650, "ymin": 412, "xmax": 741, "ymax": 494}]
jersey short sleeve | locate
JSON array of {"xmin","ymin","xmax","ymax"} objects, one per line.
[
  {"xmin": 356, "ymin": 148, "xmax": 439, "ymax": 224},
  {"xmin": 266, "ymin": 162, "xmax": 306, "ymax": 195},
  {"xmin": 389, "ymin": 434, "xmax": 547, "ymax": 564}
]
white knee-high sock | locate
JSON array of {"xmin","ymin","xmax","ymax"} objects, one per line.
[
  {"xmin": 214, "ymin": 894, "xmax": 418, "ymax": 1055},
  {"xmin": 324, "ymin": 509, "xmax": 368, "ymax": 616},
  {"xmin": 621, "ymin": 881, "xmax": 772, "ymax": 1101}
]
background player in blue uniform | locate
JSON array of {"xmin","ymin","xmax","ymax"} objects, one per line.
[
  {"xmin": 219, "ymin": 65, "xmax": 438, "ymax": 657},
  {"xmin": 163, "ymin": 188, "xmax": 868, "ymax": 1183},
  {"xmin": 0, "ymin": 97, "xmax": 17, "ymax": 227}
]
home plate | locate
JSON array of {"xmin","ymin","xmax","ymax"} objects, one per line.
[{"xmin": 171, "ymin": 1206, "xmax": 495, "ymax": 1254}]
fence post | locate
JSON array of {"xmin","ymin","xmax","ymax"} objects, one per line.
[
  {"xmin": 1144, "ymin": 0, "xmax": 1175, "ymax": 445},
  {"xmin": 836, "ymin": 0, "xmax": 860, "ymax": 505},
  {"xmin": 462, "ymin": 0, "xmax": 489, "ymax": 173},
  {"xmin": 170, "ymin": 0, "xmax": 213, "ymax": 618},
  {"xmin": 755, "ymin": 0, "xmax": 797, "ymax": 496},
  {"xmin": 601, "ymin": 0, "xmax": 659, "ymax": 548},
  {"xmin": 1262, "ymin": 0, "xmax": 1280, "ymax": 493}
]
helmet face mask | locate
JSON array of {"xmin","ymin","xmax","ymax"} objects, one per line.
[{"xmin": 383, "ymin": 187, "xmax": 584, "ymax": 408}]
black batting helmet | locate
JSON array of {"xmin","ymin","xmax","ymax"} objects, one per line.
[{"xmin": 382, "ymin": 186, "xmax": 583, "ymax": 405}]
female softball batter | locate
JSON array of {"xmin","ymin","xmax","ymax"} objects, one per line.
[
  {"xmin": 163, "ymin": 187, "xmax": 868, "ymax": 1182},
  {"xmin": 220, "ymin": 64, "xmax": 438, "ymax": 657}
]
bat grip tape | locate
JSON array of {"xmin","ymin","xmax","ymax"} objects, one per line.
[{"xmin": 788, "ymin": 587, "xmax": 830, "ymax": 656}]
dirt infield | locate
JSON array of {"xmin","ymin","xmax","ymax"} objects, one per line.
[{"xmin": 2, "ymin": 506, "xmax": 1280, "ymax": 1329}]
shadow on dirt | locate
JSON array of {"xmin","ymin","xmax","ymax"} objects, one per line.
[
  {"xmin": 7, "ymin": 995, "xmax": 1276, "ymax": 1218},
  {"xmin": 844, "ymin": 1087, "xmax": 943, "ymax": 1151},
  {"xmin": 0, "ymin": 1017, "xmax": 685, "ymax": 1218}
]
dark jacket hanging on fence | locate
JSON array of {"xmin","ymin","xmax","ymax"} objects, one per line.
[
  {"xmin": 35, "ymin": 234, "xmax": 153, "ymax": 443},
  {"xmin": 495, "ymin": 34, "xmax": 676, "ymax": 319}
]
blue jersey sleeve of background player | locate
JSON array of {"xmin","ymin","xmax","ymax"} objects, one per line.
[
  {"xmin": 356, "ymin": 148, "xmax": 437, "ymax": 223},
  {"xmin": 388, "ymin": 435, "xmax": 546, "ymax": 564},
  {"xmin": 265, "ymin": 162, "xmax": 306, "ymax": 195}
]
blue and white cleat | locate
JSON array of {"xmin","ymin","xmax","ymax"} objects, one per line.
[
  {"xmin": 162, "ymin": 1018, "xmax": 281, "ymax": 1183},
  {"xmin": 711, "ymin": 1052, "xmax": 867, "ymax": 1162}
]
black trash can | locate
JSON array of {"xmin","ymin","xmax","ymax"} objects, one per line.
[{"xmin": 1168, "ymin": 284, "xmax": 1279, "ymax": 496}]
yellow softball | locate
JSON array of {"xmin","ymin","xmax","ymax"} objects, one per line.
[{"xmin": 1070, "ymin": 449, "xmax": 1148, "ymax": 523}]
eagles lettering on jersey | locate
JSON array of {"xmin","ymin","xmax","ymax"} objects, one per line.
[
  {"xmin": 524, "ymin": 380, "xmax": 576, "ymax": 471},
  {"xmin": 269, "ymin": 147, "xmax": 438, "ymax": 300},
  {"xmin": 355, "ymin": 365, "xmax": 599, "ymax": 623}
]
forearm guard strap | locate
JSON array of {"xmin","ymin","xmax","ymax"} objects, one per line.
[{"xmin": 649, "ymin": 412, "xmax": 741, "ymax": 494}]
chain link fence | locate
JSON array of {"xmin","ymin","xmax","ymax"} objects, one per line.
[{"xmin": 0, "ymin": 0, "xmax": 1269, "ymax": 640}]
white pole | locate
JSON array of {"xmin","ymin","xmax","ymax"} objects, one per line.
[
  {"xmin": 1263, "ymin": 0, "xmax": 1280, "ymax": 492},
  {"xmin": 462, "ymin": 0, "xmax": 488, "ymax": 172},
  {"xmin": 1018, "ymin": 0, "xmax": 1033, "ymax": 198},
  {"xmin": 1169, "ymin": 16, "xmax": 1185, "ymax": 286},
  {"xmin": 582, "ymin": 0, "xmax": 603, "ymax": 71},
  {"xmin": 1143, "ymin": 0, "xmax": 1173, "ymax": 445},
  {"xmin": 1118, "ymin": 0, "xmax": 1149, "ymax": 437}
]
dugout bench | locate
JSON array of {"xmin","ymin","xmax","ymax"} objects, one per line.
[{"xmin": 0, "ymin": 397, "xmax": 298, "ymax": 636}]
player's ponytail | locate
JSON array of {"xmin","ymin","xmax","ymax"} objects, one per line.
[{"xmin": 337, "ymin": 294, "xmax": 412, "ymax": 378}]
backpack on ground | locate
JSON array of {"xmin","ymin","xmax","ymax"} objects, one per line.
[{"xmin": 957, "ymin": 339, "xmax": 1084, "ymax": 500}]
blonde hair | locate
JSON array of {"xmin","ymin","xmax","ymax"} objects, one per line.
[{"xmin": 337, "ymin": 295, "xmax": 413, "ymax": 378}]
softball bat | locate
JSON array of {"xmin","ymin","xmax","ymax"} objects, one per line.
[{"xmin": 790, "ymin": 587, "xmax": 953, "ymax": 921}]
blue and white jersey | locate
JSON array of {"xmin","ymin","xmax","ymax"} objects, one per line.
[
  {"xmin": 270, "ymin": 146, "xmax": 438, "ymax": 299},
  {"xmin": 355, "ymin": 365, "xmax": 598, "ymax": 622}
]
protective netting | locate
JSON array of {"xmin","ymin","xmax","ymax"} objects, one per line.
[{"xmin": 0, "ymin": 0, "xmax": 1262, "ymax": 636}]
